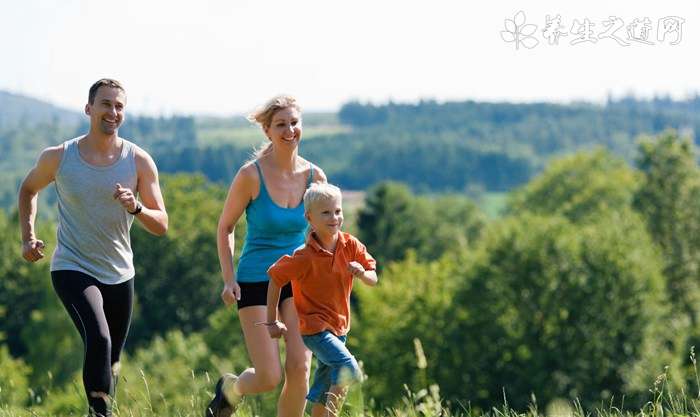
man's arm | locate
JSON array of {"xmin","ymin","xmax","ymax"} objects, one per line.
[
  {"xmin": 120, "ymin": 147, "xmax": 168, "ymax": 235},
  {"xmin": 18, "ymin": 145, "xmax": 63, "ymax": 262}
]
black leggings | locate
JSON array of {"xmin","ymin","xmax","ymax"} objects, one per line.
[{"xmin": 51, "ymin": 270, "xmax": 134, "ymax": 417}]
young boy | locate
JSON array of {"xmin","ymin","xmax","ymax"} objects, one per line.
[{"xmin": 265, "ymin": 182, "xmax": 378, "ymax": 417}]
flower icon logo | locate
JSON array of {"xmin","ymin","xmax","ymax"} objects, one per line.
[{"xmin": 501, "ymin": 11, "xmax": 540, "ymax": 50}]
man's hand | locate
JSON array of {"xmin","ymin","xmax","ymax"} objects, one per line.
[
  {"xmin": 22, "ymin": 239, "xmax": 45, "ymax": 262},
  {"xmin": 113, "ymin": 183, "xmax": 138, "ymax": 213}
]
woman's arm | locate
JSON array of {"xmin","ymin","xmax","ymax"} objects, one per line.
[{"xmin": 217, "ymin": 164, "xmax": 256, "ymax": 305}]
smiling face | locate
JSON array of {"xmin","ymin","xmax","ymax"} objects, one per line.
[
  {"xmin": 85, "ymin": 86, "xmax": 126, "ymax": 136},
  {"xmin": 306, "ymin": 195, "xmax": 344, "ymax": 240},
  {"xmin": 264, "ymin": 106, "xmax": 302, "ymax": 149}
]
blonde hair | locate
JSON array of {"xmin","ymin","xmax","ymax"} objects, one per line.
[
  {"xmin": 247, "ymin": 95, "xmax": 302, "ymax": 160},
  {"xmin": 303, "ymin": 183, "xmax": 342, "ymax": 212}
]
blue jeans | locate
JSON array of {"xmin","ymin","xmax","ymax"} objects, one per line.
[{"xmin": 302, "ymin": 331, "xmax": 362, "ymax": 404}]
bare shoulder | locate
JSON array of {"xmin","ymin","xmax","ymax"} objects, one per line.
[
  {"xmin": 131, "ymin": 142, "xmax": 158, "ymax": 171},
  {"xmin": 36, "ymin": 144, "xmax": 65, "ymax": 171},
  {"xmin": 22, "ymin": 144, "xmax": 65, "ymax": 190},
  {"xmin": 228, "ymin": 161, "xmax": 261, "ymax": 200},
  {"xmin": 300, "ymin": 158, "xmax": 326, "ymax": 183},
  {"xmin": 236, "ymin": 161, "xmax": 260, "ymax": 185}
]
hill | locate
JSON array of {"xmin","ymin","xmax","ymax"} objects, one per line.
[{"xmin": 0, "ymin": 90, "xmax": 82, "ymax": 129}]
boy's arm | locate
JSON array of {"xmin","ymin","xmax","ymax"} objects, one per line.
[
  {"xmin": 266, "ymin": 252, "xmax": 304, "ymax": 338},
  {"xmin": 348, "ymin": 236, "xmax": 378, "ymax": 286},
  {"xmin": 360, "ymin": 269, "xmax": 378, "ymax": 286},
  {"xmin": 348, "ymin": 263, "xmax": 378, "ymax": 286},
  {"xmin": 265, "ymin": 280, "xmax": 287, "ymax": 339}
]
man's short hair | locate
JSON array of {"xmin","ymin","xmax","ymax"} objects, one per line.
[
  {"xmin": 304, "ymin": 183, "xmax": 342, "ymax": 212},
  {"xmin": 88, "ymin": 79, "xmax": 125, "ymax": 104}
]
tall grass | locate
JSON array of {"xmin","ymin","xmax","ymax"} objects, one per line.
[{"xmin": 5, "ymin": 347, "xmax": 700, "ymax": 417}]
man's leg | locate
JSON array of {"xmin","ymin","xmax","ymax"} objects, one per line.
[
  {"xmin": 101, "ymin": 278, "xmax": 134, "ymax": 400},
  {"xmin": 52, "ymin": 271, "xmax": 113, "ymax": 417}
]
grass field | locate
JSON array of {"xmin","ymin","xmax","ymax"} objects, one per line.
[{"xmin": 2, "ymin": 375, "xmax": 698, "ymax": 417}]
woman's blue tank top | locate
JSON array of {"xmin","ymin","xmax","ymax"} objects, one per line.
[{"xmin": 236, "ymin": 161, "xmax": 313, "ymax": 282}]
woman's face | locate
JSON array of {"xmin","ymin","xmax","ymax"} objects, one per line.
[{"xmin": 265, "ymin": 107, "xmax": 302, "ymax": 149}]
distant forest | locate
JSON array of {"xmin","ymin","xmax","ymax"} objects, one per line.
[{"xmin": 2, "ymin": 92, "xmax": 700, "ymax": 210}]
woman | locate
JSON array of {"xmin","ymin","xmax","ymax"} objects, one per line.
[{"xmin": 206, "ymin": 96, "xmax": 327, "ymax": 417}]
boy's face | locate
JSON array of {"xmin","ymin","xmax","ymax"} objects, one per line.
[{"xmin": 307, "ymin": 197, "xmax": 343, "ymax": 238}]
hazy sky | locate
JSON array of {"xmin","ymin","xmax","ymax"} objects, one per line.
[{"xmin": 1, "ymin": 0, "xmax": 697, "ymax": 115}]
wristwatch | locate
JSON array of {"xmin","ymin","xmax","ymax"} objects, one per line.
[{"xmin": 128, "ymin": 202, "xmax": 143, "ymax": 215}]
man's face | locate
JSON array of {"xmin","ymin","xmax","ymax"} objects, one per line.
[{"xmin": 86, "ymin": 86, "xmax": 126, "ymax": 135}]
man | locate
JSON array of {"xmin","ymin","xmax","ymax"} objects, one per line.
[{"xmin": 18, "ymin": 78, "xmax": 168, "ymax": 417}]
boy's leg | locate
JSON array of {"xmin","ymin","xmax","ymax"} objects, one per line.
[
  {"xmin": 303, "ymin": 332, "xmax": 361, "ymax": 417},
  {"xmin": 305, "ymin": 354, "xmax": 332, "ymax": 417},
  {"xmin": 325, "ymin": 385, "xmax": 349, "ymax": 417}
]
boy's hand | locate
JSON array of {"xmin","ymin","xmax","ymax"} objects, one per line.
[
  {"xmin": 266, "ymin": 320, "xmax": 288, "ymax": 339},
  {"xmin": 348, "ymin": 261, "xmax": 366, "ymax": 278}
]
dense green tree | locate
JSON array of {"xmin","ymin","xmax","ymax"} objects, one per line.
[
  {"xmin": 633, "ymin": 131, "xmax": 700, "ymax": 327},
  {"xmin": 0, "ymin": 211, "xmax": 54, "ymax": 357},
  {"xmin": 129, "ymin": 174, "xmax": 242, "ymax": 346},
  {"xmin": 356, "ymin": 182, "xmax": 431, "ymax": 265},
  {"xmin": 445, "ymin": 211, "xmax": 675, "ymax": 409},
  {"xmin": 352, "ymin": 253, "xmax": 462, "ymax": 406},
  {"xmin": 0, "ymin": 344, "xmax": 31, "ymax": 408},
  {"xmin": 356, "ymin": 182, "xmax": 484, "ymax": 265},
  {"xmin": 508, "ymin": 149, "xmax": 638, "ymax": 222}
]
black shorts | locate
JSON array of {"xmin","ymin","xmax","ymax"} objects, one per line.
[{"xmin": 237, "ymin": 281, "xmax": 293, "ymax": 310}]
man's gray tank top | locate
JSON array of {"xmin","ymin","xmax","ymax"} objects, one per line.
[{"xmin": 50, "ymin": 137, "xmax": 138, "ymax": 284}]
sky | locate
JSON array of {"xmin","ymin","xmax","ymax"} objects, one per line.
[{"xmin": 1, "ymin": 0, "xmax": 698, "ymax": 116}]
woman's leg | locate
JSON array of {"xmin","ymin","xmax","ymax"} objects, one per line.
[
  {"xmin": 278, "ymin": 298, "xmax": 312, "ymax": 417},
  {"xmin": 51, "ymin": 271, "xmax": 114, "ymax": 417},
  {"xmin": 236, "ymin": 306, "xmax": 284, "ymax": 393}
]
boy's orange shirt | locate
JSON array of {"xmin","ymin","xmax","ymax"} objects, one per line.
[{"xmin": 267, "ymin": 231, "xmax": 376, "ymax": 336}]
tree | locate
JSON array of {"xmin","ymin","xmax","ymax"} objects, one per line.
[
  {"xmin": 129, "ymin": 174, "xmax": 241, "ymax": 346},
  {"xmin": 356, "ymin": 182, "xmax": 430, "ymax": 265},
  {"xmin": 633, "ymin": 131, "xmax": 700, "ymax": 329},
  {"xmin": 352, "ymin": 253, "xmax": 462, "ymax": 406},
  {"xmin": 445, "ymin": 212, "xmax": 676, "ymax": 409},
  {"xmin": 508, "ymin": 149, "xmax": 638, "ymax": 223},
  {"xmin": 356, "ymin": 182, "xmax": 484, "ymax": 266},
  {"xmin": 0, "ymin": 210, "xmax": 54, "ymax": 357},
  {"xmin": 0, "ymin": 345, "xmax": 31, "ymax": 408}
]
